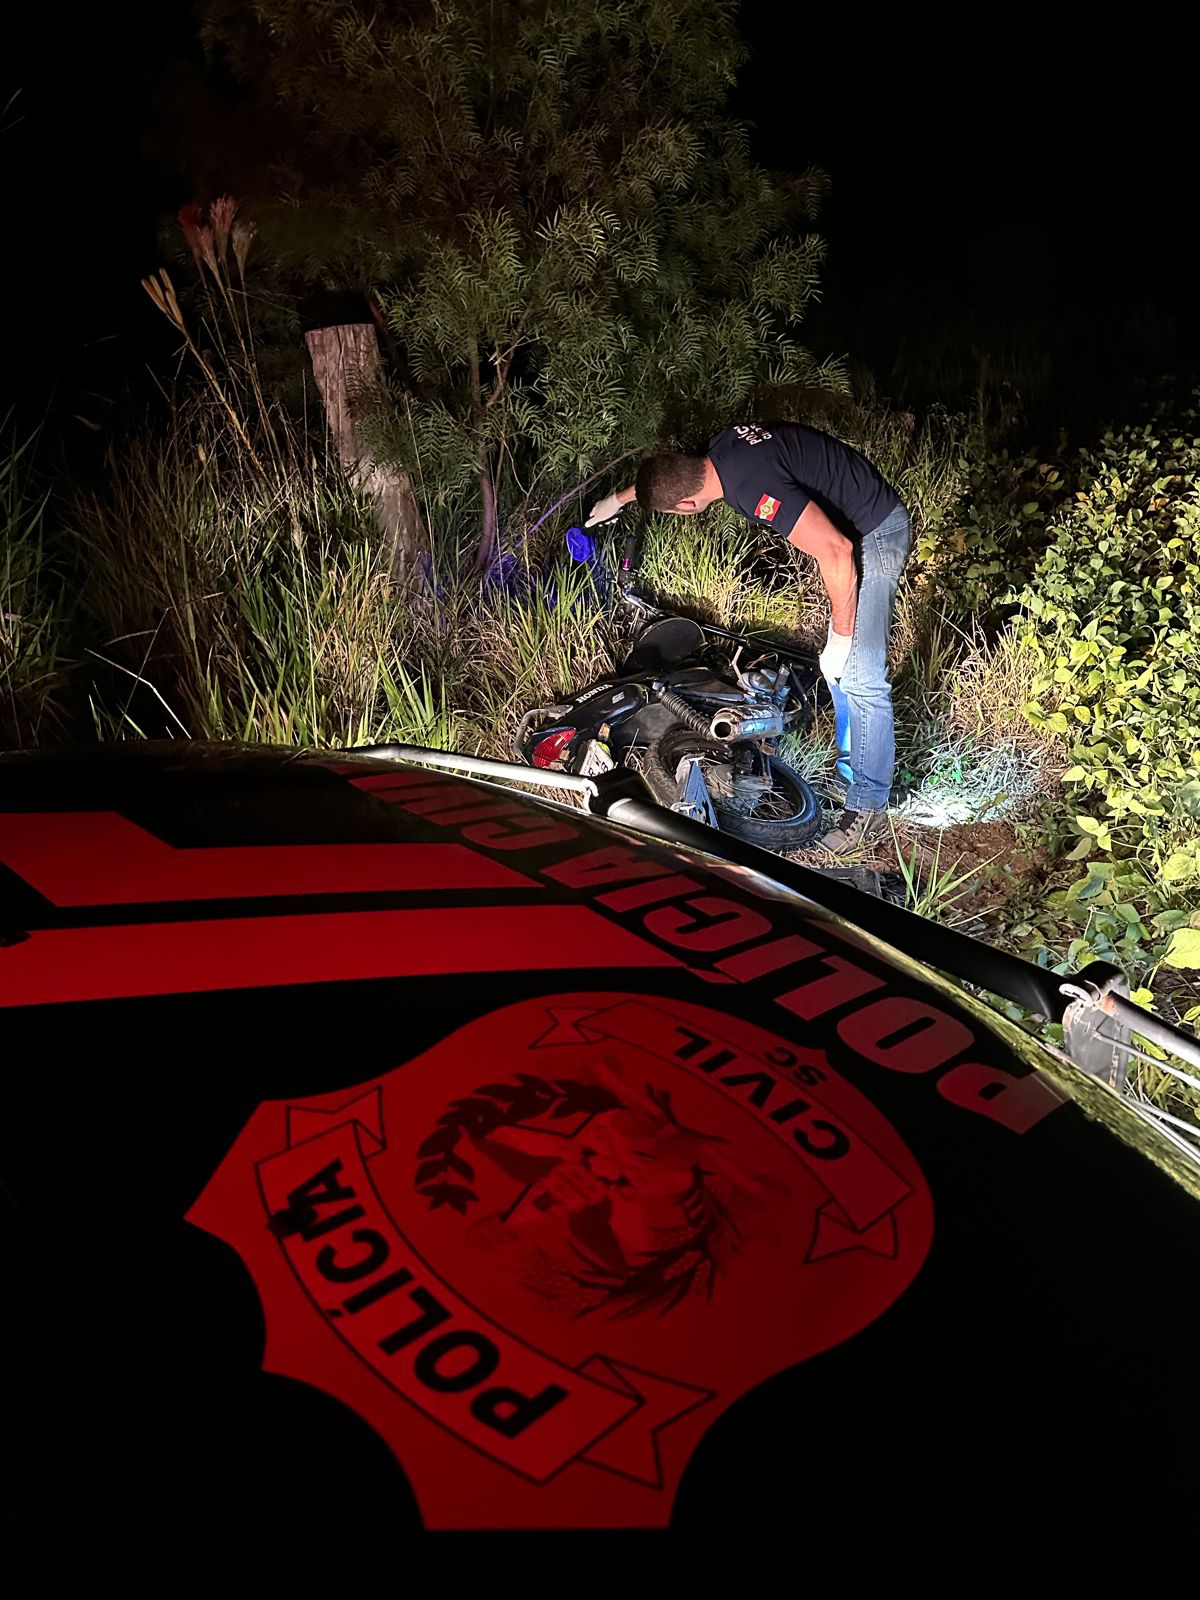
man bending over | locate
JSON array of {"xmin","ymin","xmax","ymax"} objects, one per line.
[{"xmin": 587, "ymin": 421, "xmax": 910, "ymax": 854}]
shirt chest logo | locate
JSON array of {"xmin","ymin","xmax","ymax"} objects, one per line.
[{"xmin": 755, "ymin": 493, "xmax": 781, "ymax": 522}]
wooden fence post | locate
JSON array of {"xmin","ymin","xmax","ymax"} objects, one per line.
[{"xmin": 304, "ymin": 323, "xmax": 429, "ymax": 582}]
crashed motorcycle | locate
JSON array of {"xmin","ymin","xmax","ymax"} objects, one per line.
[{"xmin": 513, "ymin": 522, "xmax": 825, "ymax": 849}]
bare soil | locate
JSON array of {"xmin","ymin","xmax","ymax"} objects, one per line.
[{"xmin": 794, "ymin": 817, "xmax": 1054, "ymax": 926}]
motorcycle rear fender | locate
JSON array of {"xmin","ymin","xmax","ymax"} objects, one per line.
[{"xmin": 527, "ymin": 682, "xmax": 649, "ymax": 751}]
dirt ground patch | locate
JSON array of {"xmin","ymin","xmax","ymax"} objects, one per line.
[
  {"xmin": 898, "ymin": 819, "xmax": 1054, "ymax": 922},
  {"xmin": 794, "ymin": 817, "xmax": 1054, "ymax": 927},
  {"xmin": 895, "ymin": 819, "xmax": 1049, "ymax": 879}
]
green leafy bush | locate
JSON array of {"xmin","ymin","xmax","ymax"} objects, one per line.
[
  {"xmin": 919, "ymin": 442, "xmax": 1074, "ymax": 618},
  {"xmin": 1016, "ymin": 400, "xmax": 1200, "ymax": 879}
]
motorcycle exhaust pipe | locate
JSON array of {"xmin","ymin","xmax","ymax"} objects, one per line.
[
  {"xmin": 659, "ymin": 688, "xmax": 785, "ymax": 744},
  {"xmin": 709, "ymin": 708, "xmax": 786, "ymax": 742}
]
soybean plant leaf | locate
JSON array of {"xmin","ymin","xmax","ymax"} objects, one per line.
[{"xmin": 1163, "ymin": 928, "xmax": 1200, "ymax": 969}]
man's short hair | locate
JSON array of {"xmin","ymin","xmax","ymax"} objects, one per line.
[{"xmin": 635, "ymin": 452, "xmax": 707, "ymax": 511}]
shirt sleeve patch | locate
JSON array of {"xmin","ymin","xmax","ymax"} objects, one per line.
[{"xmin": 755, "ymin": 493, "xmax": 781, "ymax": 522}]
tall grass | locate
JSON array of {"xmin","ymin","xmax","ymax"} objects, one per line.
[
  {"xmin": 8, "ymin": 365, "xmax": 1035, "ymax": 805},
  {"xmin": 887, "ymin": 608, "xmax": 1054, "ymax": 826},
  {"xmin": 66, "ymin": 400, "xmax": 618, "ymax": 756},
  {"xmin": 823, "ymin": 393, "xmax": 978, "ymax": 538},
  {"xmin": 61, "ymin": 235, "xmax": 983, "ymax": 762},
  {"xmin": 639, "ymin": 505, "xmax": 818, "ymax": 639},
  {"xmin": 1, "ymin": 426, "xmax": 71, "ymax": 749}
]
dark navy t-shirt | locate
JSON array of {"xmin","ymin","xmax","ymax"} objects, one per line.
[{"xmin": 707, "ymin": 422, "xmax": 900, "ymax": 540}]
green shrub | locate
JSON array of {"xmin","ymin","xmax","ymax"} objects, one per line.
[
  {"xmin": 1016, "ymin": 400, "xmax": 1200, "ymax": 879},
  {"xmin": 187, "ymin": 0, "xmax": 844, "ymax": 569},
  {"xmin": 919, "ymin": 442, "xmax": 1075, "ymax": 619}
]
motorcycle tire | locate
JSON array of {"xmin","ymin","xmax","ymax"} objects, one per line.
[{"xmin": 644, "ymin": 728, "xmax": 824, "ymax": 849}]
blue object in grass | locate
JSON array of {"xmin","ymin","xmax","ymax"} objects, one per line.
[{"xmin": 565, "ymin": 526, "xmax": 595, "ymax": 562}]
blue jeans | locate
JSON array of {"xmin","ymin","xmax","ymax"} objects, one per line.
[{"xmin": 828, "ymin": 504, "xmax": 911, "ymax": 812}]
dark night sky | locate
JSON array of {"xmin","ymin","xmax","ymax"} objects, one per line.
[
  {"xmin": 734, "ymin": 7, "xmax": 1198, "ymax": 413},
  {"xmin": 4, "ymin": 4, "xmax": 1196, "ymax": 431}
]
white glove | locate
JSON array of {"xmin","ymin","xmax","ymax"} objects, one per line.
[
  {"xmin": 584, "ymin": 493, "xmax": 625, "ymax": 528},
  {"xmin": 819, "ymin": 628, "xmax": 853, "ymax": 685}
]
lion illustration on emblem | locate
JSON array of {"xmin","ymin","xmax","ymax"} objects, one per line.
[{"xmin": 415, "ymin": 1054, "xmax": 787, "ymax": 1318}]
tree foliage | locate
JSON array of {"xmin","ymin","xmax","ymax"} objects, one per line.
[{"xmin": 193, "ymin": 0, "xmax": 842, "ymax": 563}]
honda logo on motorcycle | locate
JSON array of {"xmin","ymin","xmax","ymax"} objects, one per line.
[{"xmin": 189, "ymin": 992, "xmax": 932, "ymax": 1529}]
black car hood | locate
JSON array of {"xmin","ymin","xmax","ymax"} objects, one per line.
[{"xmin": 2, "ymin": 743, "xmax": 1196, "ymax": 1584}]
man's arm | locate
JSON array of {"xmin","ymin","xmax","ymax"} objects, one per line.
[
  {"xmin": 585, "ymin": 485, "xmax": 637, "ymax": 526},
  {"xmin": 787, "ymin": 501, "xmax": 858, "ymax": 634}
]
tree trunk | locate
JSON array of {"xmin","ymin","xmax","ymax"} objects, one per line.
[
  {"xmin": 468, "ymin": 348, "xmax": 499, "ymax": 575},
  {"xmin": 475, "ymin": 466, "xmax": 499, "ymax": 574},
  {"xmin": 304, "ymin": 323, "xmax": 429, "ymax": 582}
]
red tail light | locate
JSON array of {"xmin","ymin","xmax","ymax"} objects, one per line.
[{"xmin": 531, "ymin": 728, "xmax": 576, "ymax": 769}]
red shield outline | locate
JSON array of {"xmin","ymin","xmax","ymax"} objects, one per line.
[{"xmin": 189, "ymin": 992, "xmax": 933, "ymax": 1529}]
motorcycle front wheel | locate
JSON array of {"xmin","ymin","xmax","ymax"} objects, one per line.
[{"xmin": 643, "ymin": 728, "xmax": 824, "ymax": 849}]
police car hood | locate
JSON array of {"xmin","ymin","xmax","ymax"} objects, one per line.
[{"xmin": 2, "ymin": 742, "xmax": 1196, "ymax": 1583}]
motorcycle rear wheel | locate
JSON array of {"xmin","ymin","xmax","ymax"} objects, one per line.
[{"xmin": 644, "ymin": 729, "xmax": 824, "ymax": 849}]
